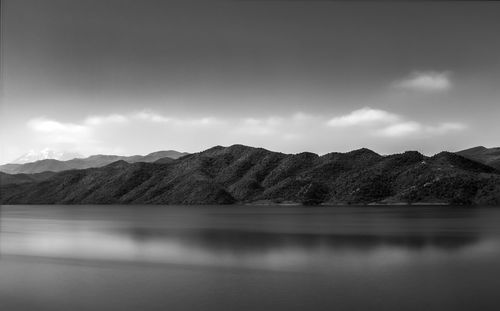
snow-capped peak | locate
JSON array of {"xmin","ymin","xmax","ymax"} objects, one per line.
[{"xmin": 12, "ymin": 148, "xmax": 83, "ymax": 164}]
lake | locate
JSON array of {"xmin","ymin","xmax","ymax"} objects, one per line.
[{"xmin": 1, "ymin": 205, "xmax": 500, "ymax": 311}]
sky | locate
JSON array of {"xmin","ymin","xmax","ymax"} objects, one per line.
[{"xmin": 1, "ymin": 0, "xmax": 499, "ymax": 163}]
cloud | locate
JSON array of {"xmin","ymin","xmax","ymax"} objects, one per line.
[
  {"xmin": 325, "ymin": 107, "xmax": 465, "ymax": 138},
  {"xmin": 134, "ymin": 110, "xmax": 221, "ymax": 127},
  {"xmin": 28, "ymin": 117, "xmax": 87, "ymax": 133},
  {"xmin": 375, "ymin": 122, "xmax": 422, "ymax": 137},
  {"xmin": 393, "ymin": 71, "xmax": 451, "ymax": 92},
  {"xmin": 327, "ymin": 107, "xmax": 399, "ymax": 127},
  {"xmin": 85, "ymin": 114, "xmax": 128, "ymax": 126},
  {"xmin": 375, "ymin": 121, "xmax": 467, "ymax": 138},
  {"xmin": 135, "ymin": 111, "xmax": 171, "ymax": 123},
  {"xmin": 27, "ymin": 117, "xmax": 92, "ymax": 144}
]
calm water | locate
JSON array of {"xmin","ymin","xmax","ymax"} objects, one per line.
[{"xmin": 1, "ymin": 205, "xmax": 500, "ymax": 311}]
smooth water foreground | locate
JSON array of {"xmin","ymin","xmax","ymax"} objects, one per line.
[{"xmin": 1, "ymin": 205, "xmax": 500, "ymax": 311}]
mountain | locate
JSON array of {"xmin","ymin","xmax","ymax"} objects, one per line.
[
  {"xmin": 1, "ymin": 144, "xmax": 499, "ymax": 205},
  {"xmin": 457, "ymin": 146, "xmax": 500, "ymax": 170},
  {"xmin": 12, "ymin": 148, "xmax": 83, "ymax": 164},
  {"xmin": 0, "ymin": 171, "xmax": 56, "ymax": 185},
  {"xmin": 138, "ymin": 150, "xmax": 188, "ymax": 162},
  {"xmin": 0, "ymin": 150, "xmax": 189, "ymax": 174}
]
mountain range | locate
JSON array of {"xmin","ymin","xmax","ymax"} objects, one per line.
[
  {"xmin": 0, "ymin": 150, "xmax": 189, "ymax": 174},
  {"xmin": 1, "ymin": 145, "xmax": 499, "ymax": 205}
]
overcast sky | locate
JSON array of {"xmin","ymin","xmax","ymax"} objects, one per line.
[{"xmin": 1, "ymin": 0, "xmax": 499, "ymax": 163}]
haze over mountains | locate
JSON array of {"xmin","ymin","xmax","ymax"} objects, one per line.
[
  {"xmin": 1, "ymin": 145, "xmax": 499, "ymax": 206},
  {"xmin": 12, "ymin": 149, "xmax": 83, "ymax": 164}
]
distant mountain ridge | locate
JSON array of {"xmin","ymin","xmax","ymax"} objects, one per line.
[
  {"xmin": 0, "ymin": 150, "xmax": 189, "ymax": 174},
  {"xmin": 1, "ymin": 144, "xmax": 499, "ymax": 205}
]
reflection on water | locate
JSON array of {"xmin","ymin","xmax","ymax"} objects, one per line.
[
  {"xmin": 1, "ymin": 205, "xmax": 500, "ymax": 311},
  {"xmin": 125, "ymin": 227, "xmax": 481, "ymax": 251},
  {"xmin": 1, "ymin": 206, "xmax": 496, "ymax": 269}
]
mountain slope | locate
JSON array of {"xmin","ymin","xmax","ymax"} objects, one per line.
[
  {"xmin": 0, "ymin": 171, "xmax": 56, "ymax": 185},
  {"xmin": 1, "ymin": 145, "xmax": 499, "ymax": 205},
  {"xmin": 457, "ymin": 146, "xmax": 500, "ymax": 170},
  {"xmin": 0, "ymin": 150, "xmax": 189, "ymax": 174}
]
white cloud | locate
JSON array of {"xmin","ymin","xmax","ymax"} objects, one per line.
[
  {"xmin": 325, "ymin": 107, "xmax": 465, "ymax": 138},
  {"xmin": 85, "ymin": 114, "xmax": 128, "ymax": 126},
  {"xmin": 376, "ymin": 121, "xmax": 466, "ymax": 138},
  {"xmin": 27, "ymin": 114, "xmax": 131, "ymax": 149},
  {"xmin": 376, "ymin": 122, "xmax": 422, "ymax": 137},
  {"xmin": 27, "ymin": 117, "xmax": 91, "ymax": 145},
  {"xmin": 135, "ymin": 111, "xmax": 171, "ymax": 123},
  {"xmin": 173, "ymin": 117, "xmax": 222, "ymax": 127},
  {"xmin": 134, "ymin": 110, "xmax": 221, "ymax": 127},
  {"xmin": 327, "ymin": 107, "xmax": 399, "ymax": 127},
  {"xmin": 28, "ymin": 117, "xmax": 87, "ymax": 134},
  {"xmin": 393, "ymin": 71, "xmax": 451, "ymax": 92}
]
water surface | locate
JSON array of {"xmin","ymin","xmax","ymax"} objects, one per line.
[{"xmin": 1, "ymin": 205, "xmax": 500, "ymax": 311}]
